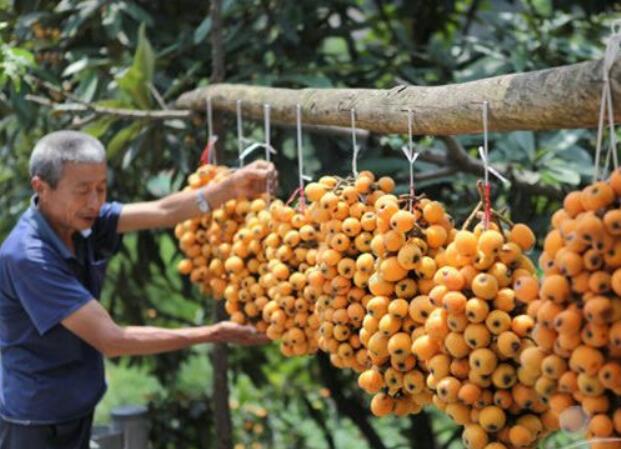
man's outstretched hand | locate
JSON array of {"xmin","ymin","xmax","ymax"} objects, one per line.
[
  {"xmin": 227, "ymin": 160, "xmax": 278, "ymax": 199},
  {"xmin": 210, "ymin": 321, "xmax": 271, "ymax": 346}
]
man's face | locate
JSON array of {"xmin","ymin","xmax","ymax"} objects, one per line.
[{"xmin": 33, "ymin": 162, "xmax": 108, "ymax": 233}]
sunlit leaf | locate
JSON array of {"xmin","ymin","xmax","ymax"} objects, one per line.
[
  {"xmin": 116, "ymin": 23, "xmax": 154, "ymax": 109},
  {"xmin": 107, "ymin": 121, "xmax": 144, "ymax": 159}
]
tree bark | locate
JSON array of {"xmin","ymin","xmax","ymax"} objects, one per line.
[
  {"xmin": 208, "ymin": 1, "xmax": 233, "ymax": 449},
  {"xmin": 209, "ymin": 0, "xmax": 225, "ymax": 85},
  {"xmin": 317, "ymin": 353, "xmax": 388, "ymax": 449},
  {"xmin": 176, "ymin": 57, "xmax": 621, "ymax": 135},
  {"xmin": 408, "ymin": 411, "xmax": 437, "ymax": 449}
]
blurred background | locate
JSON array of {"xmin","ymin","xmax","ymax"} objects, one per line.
[{"xmin": 0, "ymin": 1, "xmax": 619, "ymax": 448}]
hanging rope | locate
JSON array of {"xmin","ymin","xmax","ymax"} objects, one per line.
[
  {"xmin": 400, "ymin": 108, "xmax": 420, "ymax": 212},
  {"xmin": 199, "ymin": 97, "xmax": 219, "ymax": 166},
  {"xmin": 351, "ymin": 108, "xmax": 360, "ymax": 177},
  {"xmin": 295, "ymin": 104, "xmax": 311, "ymax": 210},
  {"xmin": 264, "ymin": 104, "xmax": 276, "ymax": 200},
  {"xmin": 479, "ymin": 101, "xmax": 510, "ymax": 228},
  {"xmin": 264, "ymin": 104, "xmax": 273, "ymax": 163},
  {"xmin": 235, "ymin": 100, "xmax": 276, "ymax": 167},
  {"xmin": 236, "ymin": 99, "xmax": 246, "ymax": 167},
  {"xmin": 594, "ymin": 21, "xmax": 621, "ymax": 180}
]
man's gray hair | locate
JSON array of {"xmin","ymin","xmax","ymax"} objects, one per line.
[{"xmin": 29, "ymin": 130, "xmax": 107, "ymax": 188}]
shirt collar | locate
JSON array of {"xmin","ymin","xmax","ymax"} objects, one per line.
[{"xmin": 28, "ymin": 195, "xmax": 92, "ymax": 259}]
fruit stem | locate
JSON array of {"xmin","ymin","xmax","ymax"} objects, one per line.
[{"xmin": 462, "ymin": 201, "xmax": 483, "ymax": 230}]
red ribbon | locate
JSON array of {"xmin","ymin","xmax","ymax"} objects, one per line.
[
  {"xmin": 483, "ymin": 182, "xmax": 492, "ymax": 228},
  {"xmin": 285, "ymin": 186, "xmax": 306, "ymax": 211},
  {"xmin": 199, "ymin": 137, "xmax": 217, "ymax": 166},
  {"xmin": 285, "ymin": 186, "xmax": 303, "ymax": 207}
]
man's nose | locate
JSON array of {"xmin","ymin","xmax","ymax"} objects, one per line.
[{"xmin": 87, "ymin": 190, "xmax": 101, "ymax": 209}]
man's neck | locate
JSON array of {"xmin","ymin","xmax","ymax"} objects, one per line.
[{"xmin": 38, "ymin": 205, "xmax": 76, "ymax": 254}]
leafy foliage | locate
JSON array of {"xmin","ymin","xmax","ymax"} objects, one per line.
[{"xmin": 1, "ymin": 1, "xmax": 620, "ymax": 448}]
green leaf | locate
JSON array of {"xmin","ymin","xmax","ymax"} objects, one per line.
[
  {"xmin": 59, "ymin": 0, "xmax": 106, "ymax": 38},
  {"xmin": 95, "ymin": 360, "xmax": 164, "ymax": 424},
  {"xmin": 193, "ymin": 16, "xmax": 212, "ymax": 44},
  {"xmin": 544, "ymin": 161, "xmax": 581, "ymax": 185},
  {"xmin": 531, "ymin": 0, "xmax": 552, "ymax": 16},
  {"xmin": 507, "ymin": 131, "xmax": 535, "ymax": 161},
  {"xmin": 0, "ymin": 45, "xmax": 35, "ymax": 91},
  {"xmin": 176, "ymin": 350, "xmax": 214, "ymax": 398},
  {"xmin": 133, "ymin": 23, "xmax": 154, "ymax": 82},
  {"xmin": 116, "ymin": 23, "xmax": 154, "ymax": 109},
  {"xmin": 106, "ymin": 121, "xmax": 144, "ymax": 159},
  {"xmin": 62, "ymin": 57, "xmax": 89, "ymax": 77},
  {"xmin": 146, "ymin": 170, "xmax": 175, "ymax": 197},
  {"xmin": 120, "ymin": 2, "xmax": 154, "ymax": 27},
  {"xmin": 82, "ymin": 116, "xmax": 118, "ymax": 139}
]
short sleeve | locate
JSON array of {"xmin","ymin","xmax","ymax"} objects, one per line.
[
  {"xmin": 92, "ymin": 202, "xmax": 124, "ymax": 258},
  {"xmin": 7, "ymin": 248, "xmax": 93, "ymax": 335}
]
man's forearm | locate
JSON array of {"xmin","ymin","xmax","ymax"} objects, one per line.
[
  {"xmin": 118, "ymin": 181, "xmax": 234, "ymax": 232},
  {"xmin": 104, "ymin": 325, "xmax": 216, "ymax": 358},
  {"xmin": 155, "ymin": 181, "xmax": 233, "ymax": 228}
]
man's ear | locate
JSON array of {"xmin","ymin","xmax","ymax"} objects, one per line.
[{"xmin": 31, "ymin": 176, "xmax": 49, "ymax": 197}]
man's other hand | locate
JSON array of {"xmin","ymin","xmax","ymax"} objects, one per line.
[
  {"xmin": 228, "ymin": 160, "xmax": 277, "ymax": 199},
  {"xmin": 211, "ymin": 321, "xmax": 270, "ymax": 345}
]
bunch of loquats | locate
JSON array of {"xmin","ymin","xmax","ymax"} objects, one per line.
[
  {"xmin": 175, "ymin": 163, "xmax": 242, "ymax": 299},
  {"xmin": 175, "ymin": 161, "xmax": 621, "ymax": 449},
  {"xmin": 356, "ymin": 192, "xmax": 455, "ymax": 417},
  {"xmin": 255, "ymin": 197, "xmax": 323, "ymax": 357},
  {"xmin": 523, "ymin": 169, "xmax": 621, "ymax": 448},
  {"xmin": 420, "ymin": 204, "xmax": 555, "ymax": 449},
  {"xmin": 304, "ymin": 171, "xmax": 397, "ymax": 373}
]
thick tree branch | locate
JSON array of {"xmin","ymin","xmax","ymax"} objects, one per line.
[
  {"xmin": 409, "ymin": 167, "xmax": 456, "ymax": 182},
  {"xmin": 440, "ymin": 428, "xmax": 462, "ymax": 449},
  {"xmin": 438, "ymin": 136, "xmax": 565, "ymax": 199},
  {"xmin": 210, "ymin": 0, "xmax": 225, "ymax": 84},
  {"xmin": 176, "ymin": 57, "xmax": 621, "ymax": 135},
  {"xmin": 409, "ymin": 412, "xmax": 438, "ymax": 449},
  {"xmin": 301, "ymin": 395, "xmax": 336, "ymax": 449},
  {"xmin": 208, "ymin": 1, "xmax": 233, "ymax": 449},
  {"xmin": 317, "ymin": 353, "xmax": 388, "ymax": 449}
]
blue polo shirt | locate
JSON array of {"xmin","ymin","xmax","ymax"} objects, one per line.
[{"xmin": 0, "ymin": 198, "xmax": 123, "ymax": 424}]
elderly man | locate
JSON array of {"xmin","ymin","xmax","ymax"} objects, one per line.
[{"xmin": 0, "ymin": 130, "xmax": 275, "ymax": 449}]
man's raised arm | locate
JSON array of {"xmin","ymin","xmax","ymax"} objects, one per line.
[{"xmin": 116, "ymin": 160, "xmax": 275, "ymax": 233}]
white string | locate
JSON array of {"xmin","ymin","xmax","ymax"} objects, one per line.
[
  {"xmin": 398, "ymin": 148, "xmax": 420, "ymax": 190},
  {"xmin": 351, "ymin": 108, "xmax": 360, "ymax": 177},
  {"xmin": 238, "ymin": 142, "xmax": 265, "ymax": 161},
  {"xmin": 400, "ymin": 108, "xmax": 420, "ymax": 209},
  {"xmin": 296, "ymin": 104, "xmax": 311, "ymax": 189},
  {"xmin": 264, "ymin": 104, "xmax": 272, "ymax": 162},
  {"xmin": 605, "ymin": 76, "xmax": 618, "ymax": 170},
  {"xmin": 482, "ymin": 101, "xmax": 490, "ymax": 187},
  {"xmin": 236, "ymin": 99, "xmax": 244, "ymax": 167},
  {"xmin": 399, "ymin": 108, "xmax": 419, "ymax": 186},
  {"xmin": 264, "ymin": 104, "xmax": 275, "ymax": 200},
  {"xmin": 479, "ymin": 101, "xmax": 509, "ymax": 186},
  {"xmin": 478, "ymin": 146, "xmax": 510, "ymax": 185},
  {"xmin": 205, "ymin": 97, "xmax": 218, "ymax": 165},
  {"xmin": 594, "ymin": 84, "xmax": 607, "ymax": 180},
  {"xmin": 236, "ymin": 104, "xmax": 276, "ymax": 166},
  {"xmin": 594, "ymin": 26, "xmax": 621, "ymax": 180}
]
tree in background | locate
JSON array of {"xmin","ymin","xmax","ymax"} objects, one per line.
[{"xmin": 0, "ymin": 1, "xmax": 618, "ymax": 448}]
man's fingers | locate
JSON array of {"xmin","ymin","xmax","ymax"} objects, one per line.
[
  {"xmin": 248, "ymin": 159, "xmax": 273, "ymax": 170},
  {"xmin": 241, "ymin": 334, "xmax": 271, "ymax": 346}
]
